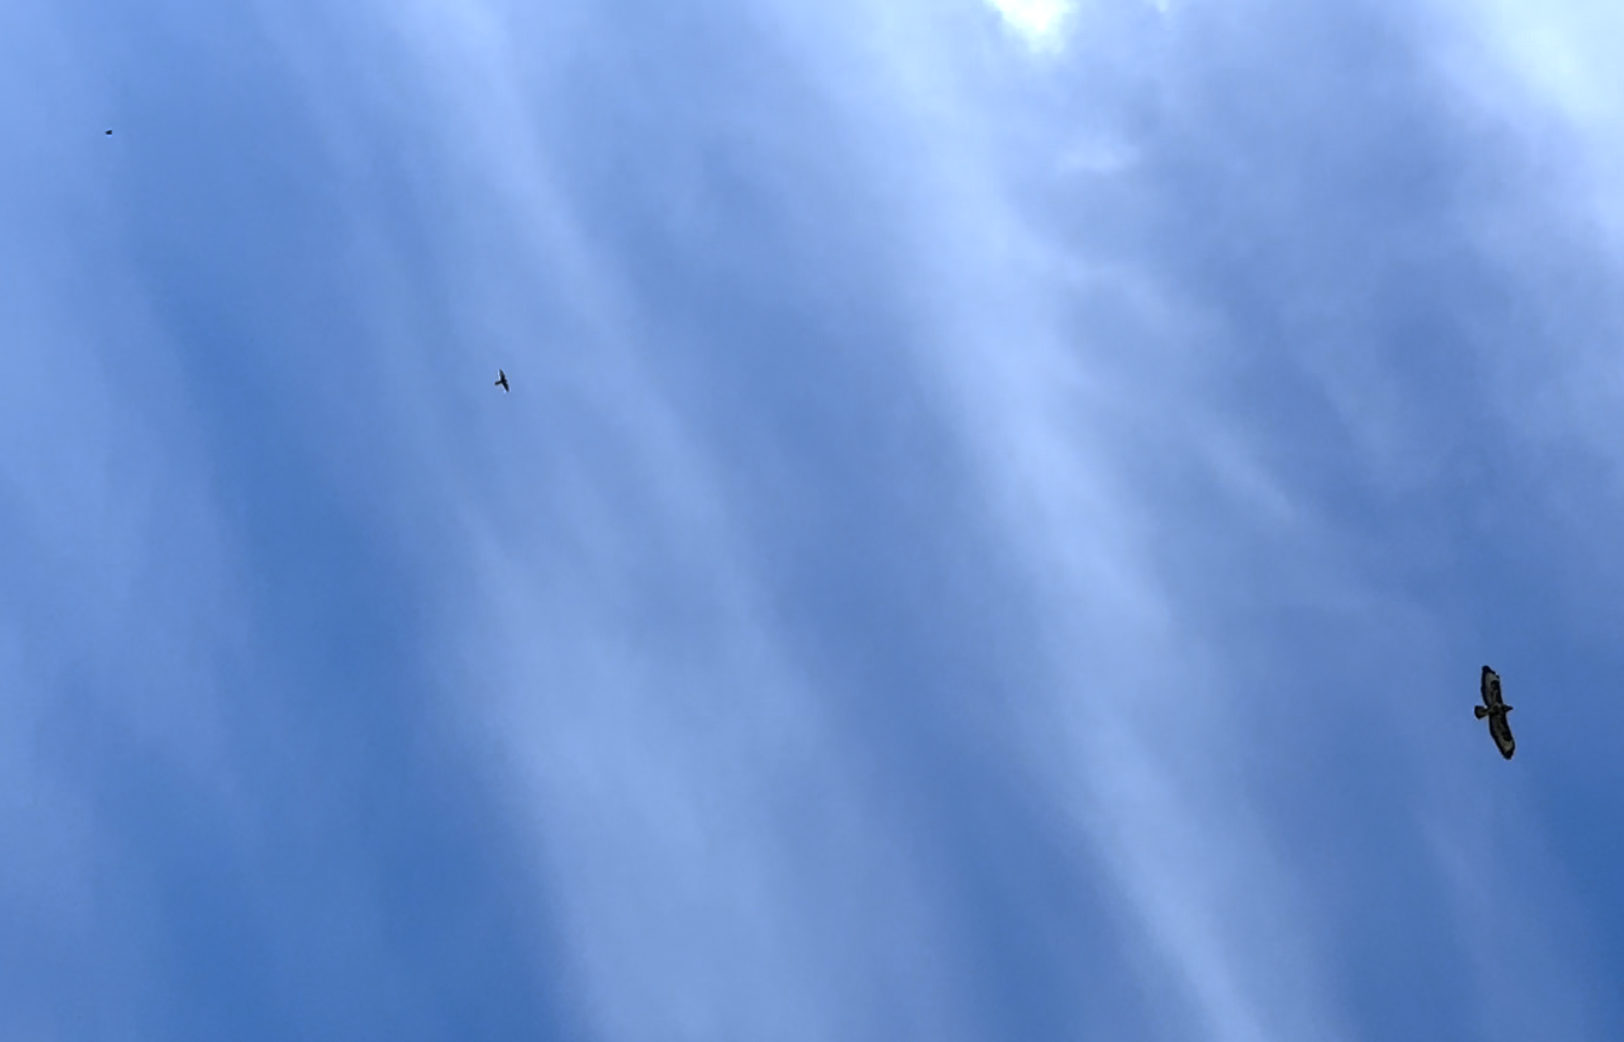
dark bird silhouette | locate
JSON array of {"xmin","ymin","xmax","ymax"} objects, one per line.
[
  {"xmin": 495, "ymin": 369, "xmax": 509, "ymax": 392},
  {"xmin": 1475, "ymin": 665, "xmax": 1515, "ymax": 759},
  {"xmin": 105, "ymin": 129, "xmax": 112, "ymax": 135}
]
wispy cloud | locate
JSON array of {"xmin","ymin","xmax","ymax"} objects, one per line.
[{"xmin": 5, "ymin": 0, "xmax": 1624, "ymax": 1038}]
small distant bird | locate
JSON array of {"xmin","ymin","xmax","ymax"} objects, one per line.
[
  {"xmin": 1475, "ymin": 665, "xmax": 1515, "ymax": 760},
  {"xmin": 105, "ymin": 129, "xmax": 112, "ymax": 135},
  {"xmin": 495, "ymin": 369, "xmax": 509, "ymax": 392}
]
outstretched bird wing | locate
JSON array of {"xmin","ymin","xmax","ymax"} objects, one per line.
[
  {"xmin": 1489, "ymin": 711, "xmax": 1515, "ymax": 759},
  {"xmin": 1480, "ymin": 666, "xmax": 1504, "ymax": 710},
  {"xmin": 1479, "ymin": 666, "xmax": 1514, "ymax": 759}
]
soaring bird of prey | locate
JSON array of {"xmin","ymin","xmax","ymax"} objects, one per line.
[
  {"xmin": 495, "ymin": 369, "xmax": 509, "ymax": 392},
  {"xmin": 1475, "ymin": 665, "xmax": 1515, "ymax": 759}
]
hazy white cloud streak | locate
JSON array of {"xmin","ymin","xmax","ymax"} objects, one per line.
[
  {"xmin": 360, "ymin": 0, "xmax": 1624, "ymax": 1035},
  {"xmin": 6, "ymin": 0, "xmax": 1624, "ymax": 1038}
]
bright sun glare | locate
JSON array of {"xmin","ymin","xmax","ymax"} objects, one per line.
[{"xmin": 984, "ymin": 0, "xmax": 1074, "ymax": 51}]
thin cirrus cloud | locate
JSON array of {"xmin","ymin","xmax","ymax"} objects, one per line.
[{"xmin": 1, "ymin": 0, "xmax": 1623, "ymax": 1040}]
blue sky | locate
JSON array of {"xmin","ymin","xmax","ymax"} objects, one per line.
[{"xmin": 4, "ymin": 0, "xmax": 1624, "ymax": 1038}]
